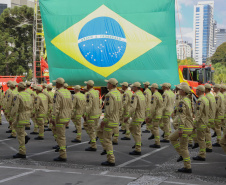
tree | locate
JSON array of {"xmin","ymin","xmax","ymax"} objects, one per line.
[
  {"xmin": 211, "ymin": 42, "xmax": 226, "ymax": 65},
  {"xmin": 0, "ymin": 6, "xmax": 33, "ymax": 76},
  {"xmin": 177, "ymin": 57, "xmax": 197, "ymax": 66},
  {"xmin": 213, "ymin": 63, "xmax": 226, "ymax": 84}
]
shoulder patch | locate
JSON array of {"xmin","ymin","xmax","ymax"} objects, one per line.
[
  {"xmin": 8, "ymin": 95, "xmax": 10, "ymax": 98},
  {"xmin": 87, "ymin": 94, "xmax": 89, "ymax": 99},
  {"xmin": 179, "ymin": 102, "xmax": 183, "ymax": 108},
  {"xmin": 151, "ymin": 97, "xmax": 154, "ymax": 100},
  {"xmin": 143, "ymin": 93, "xmax": 146, "ymax": 96},
  {"xmin": 132, "ymin": 96, "xmax": 135, "ymax": 100},
  {"xmin": 198, "ymin": 101, "xmax": 201, "ymax": 106},
  {"xmin": 106, "ymin": 96, "xmax": 110, "ymax": 101},
  {"xmin": 54, "ymin": 94, "xmax": 57, "ymax": 99},
  {"xmin": 14, "ymin": 96, "xmax": 17, "ymax": 101}
]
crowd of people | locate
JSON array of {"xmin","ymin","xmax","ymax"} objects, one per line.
[{"xmin": 1, "ymin": 78, "xmax": 226, "ymax": 173}]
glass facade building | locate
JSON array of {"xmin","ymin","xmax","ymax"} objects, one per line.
[
  {"xmin": 0, "ymin": 4, "xmax": 7, "ymax": 14},
  {"xmin": 193, "ymin": 1, "xmax": 214, "ymax": 64}
]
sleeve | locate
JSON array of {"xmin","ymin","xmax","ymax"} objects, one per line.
[
  {"xmin": 194, "ymin": 100, "xmax": 204, "ymax": 124},
  {"xmin": 103, "ymin": 95, "xmax": 114, "ymax": 122},
  {"xmin": 72, "ymin": 95, "xmax": 77, "ymax": 113},
  {"xmin": 149, "ymin": 96, "xmax": 157, "ymax": 119},
  {"xmin": 5, "ymin": 93, "xmax": 13, "ymax": 113},
  {"xmin": 129, "ymin": 95, "xmax": 138, "ymax": 117},
  {"xmin": 53, "ymin": 92, "xmax": 61, "ymax": 120},
  {"xmin": 178, "ymin": 101, "xmax": 187, "ymax": 130},
  {"xmin": 85, "ymin": 93, "xmax": 93, "ymax": 116},
  {"xmin": 34, "ymin": 97, "xmax": 41, "ymax": 114},
  {"xmin": 10, "ymin": 96, "xmax": 20, "ymax": 122}
]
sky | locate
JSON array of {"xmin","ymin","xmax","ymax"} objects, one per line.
[{"xmin": 176, "ymin": 0, "xmax": 226, "ymax": 44}]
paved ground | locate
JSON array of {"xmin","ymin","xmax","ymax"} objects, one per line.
[{"xmin": 0, "ymin": 115, "xmax": 226, "ymax": 185}]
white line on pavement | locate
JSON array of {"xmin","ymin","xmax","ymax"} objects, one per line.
[
  {"xmin": 2, "ymin": 142, "xmax": 18, "ymax": 152},
  {"xmin": 117, "ymin": 145, "xmax": 169, "ymax": 168},
  {"xmin": 0, "ymin": 170, "xmax": 36, "ymax": 184},
  {"xmin": 27, "ymin": 141, "xmax": 88, "ymax": 158},
  {"xmin": 99, "ymin": 171, "xmax": 109, "ymax": 175},
  {"xmin": 0, "ymin": 139, "xmax": 12, "ymax": 142},
  {"xmin": 164, "ymin": 181, "xmax": 198, "ymax": 185},
  {"xmin": 0, "ymin": 166, "xmax": 135, "ymax": 180}
]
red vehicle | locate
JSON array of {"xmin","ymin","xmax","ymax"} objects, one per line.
[
  {"xmin": 0, "ymin": 76, "xmax": 24, "ymax": 91},
  {"xmin": 178, "ymin": 64, "xmax": 214, "ymax": 96}
]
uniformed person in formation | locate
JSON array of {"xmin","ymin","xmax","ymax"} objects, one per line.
[
  {"xmin": 45, "ymin": 84, "xmax": 54, "ymax": 132},
  {"xmin": 84, "ymin": 80, "xmax": 100, "ymax": 151},
  {"xmin": 25, "ymin": 82, "xmax": 33, "ymax": 130},
  {"xmin": 147, "ymin": 83, "xmax": 163, "ymax": 148},
  {"xmin": 169, "ymin": 84, "xmax": 193, "ymax": 173},
  {"xmin": 30, "ymin": 85, "xmax": 39, "ymax": 135},
  {"xmin": 33, "ymin": 86, "xmax": 48, "ymax": 140},
  {"xmin": 5, "ymin": 81, "xmax": 18, "ymax": 138},
  {"xmin": 220, "ymin": 85, "xmax": 226, "ymax": 157},
  {"xmin": 100, "ymin": 78, "xmax": 122, "ymax": 166},
  {"xmin": 125, "ymin": 82, "xmax": 145, "ymax": 155},
  {"xmin": 10, "ymin": 82, "xmax": 32, "ymax": 158},
  {"xmin": 2, "ymin": 81, "xmax": 12, "ymax": 114},
  {"xmin": 120, "ymin": 82, "xmax": 133, "ymax": 140},
  {"xmin": 42, "ymin": 83, "xmax": 48, "ymax": 93},
  {"xmin": 212, "ymin": 84, "xmax": 225, "ymax": 147},
  {"xmin": 160, "ymin": 83, "xmax": 174, "ymax": 143},
  {"xmin": 71, "ymin": 85, "xmax": 86, "ymax": 143},
  {"xmin": 204, "ymin": 84, "xmax": 216, "ymax": 152},
  {"xmin": 142, "ymin": 81, "xmax": 152, "ymax": 134},
  {"xmin": 0, "ymin": 84, "xmax": 3, "ymax": 125},
  {"xmin": 221, "ymin": 85, "xmax": 226, "ymax": 130},
  {"xmin": 192, "ymin": 85, "xmax": 209, "ymax": 161},
  {"xmin": 52, "ymin": 78, "xmax": 72, "ymax": 161}
]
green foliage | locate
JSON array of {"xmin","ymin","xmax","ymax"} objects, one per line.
[
  {"xmin": 0, "ymin": 6, "xmax": 33, "ymax": 76},
  {"xmin": 177, "ymin": 57, "xmax": 197, "ymax": 66},
  {"xmin": 213, "ymin": 63, "xmax": 226, "ymax": 84},
  {"xmin": 211, "ymin": 42, "xmax": 226, "ymax": 65}
]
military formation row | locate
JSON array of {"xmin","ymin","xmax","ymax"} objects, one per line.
[{"xmin": 1, "ymin": 79, "xmax": 226, "ymax": 174}]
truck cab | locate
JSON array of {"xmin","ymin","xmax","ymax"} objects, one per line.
[{"xmin": 178, "ymin": 64, "xmax": 214, "ymax": 96}]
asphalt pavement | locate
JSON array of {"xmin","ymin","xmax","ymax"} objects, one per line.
[{"xmin": 0, "ymin": 115, "xmax": 226, "ymax": 185}]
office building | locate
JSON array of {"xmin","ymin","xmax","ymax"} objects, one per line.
[{"xmin": 193, "ymin": 1, "xmax": 214, "ymax": 64}]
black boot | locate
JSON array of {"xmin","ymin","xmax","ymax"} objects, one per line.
[
  {"xmin": 193, "ymin": 156, "xmax": 206, "ymax": 161},
  {"xmin": 30, "ymin": 132, "xmax": 39, "ymax": 135},
  {"xmin": 53, "ymin": 157, "xmax": 67, "ymax": 162},
  {"xmin": 212, "ymin": 143, "xmax": 221, "ymax": 147},
  {"xmin": 142, "ymin": 130, "xmax": 150, "ymax": 133},
  {"xmin": 100, "ymin": 150, "xmax": 107, "ymax": 155},
  {"xmin": 85, "ymin": 147, "xmax": 97, "ymax": 151},
  {"xmin": 121, "ymin": 137, "xmax": 131, "ymax": 140},
  {"xmin": 71, "ymin": 139, "xmax": 81, "ymax": 143},
  {"xmin": 160, "ymin": 139, "xmax": 170, "ymax": 143},
  {"xmin": 25, "ymin": 136, "xmax": 30, "ymax": 144},
  {"xmin": 206, "ymin": 148, "xmax": 212, "ymax": 152},
  {"xmin": 112, "ymin": 142, "xmax": 118, "ymax": 145},
  {"xmin": 129, "ymin": 151, "xmax": 141, "ymax": 155},
  {"xmin": 149, "ymin": 144, "xmax": 161, "ymax": 148},
  {"xmin": 148, "ymin": 135, "xmax": 154, "ymax": 140},
  {"xmin": 13, "ymin": 153, "xmax": 26, "ymax": 159},
  {"xmin": 8, "ymin": 135, "xmax": 16, "ymax": 138},
  {"xmin": 212, "ymin": 132, "xmax": 217, "ymax": 137},
  {"xmin": 177, "ymin": 156, "xmax": 183, "ymax": 162},
  {"xmin": 101, "ymin": 161, "xmax": 115, "ymax": 166},
  {"xmin": 52, "ymin": 145, "xmax": 59, "ymax": 149},
  {"xmin": 122, "ymin": 130, "xmax": 126, "ymax": 134},
  {"xmin": 192, "ymin": 143, "xmax": 199, "ymax": 149},
  {"xmin": 25, "ymin": 127, "xmax": 30, "ymax": 130},
  {"xmin": 6, "ymin": 130, "xmax": 12, "ymax": 133},
  {"xmin": 178, "ymin": 167, "xmax": 192, "ymax": 173},
  {"xmin": 34, "ymin": 136, "xmax": 44, "ymax": 140}
]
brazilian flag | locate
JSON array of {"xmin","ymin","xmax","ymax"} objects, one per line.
[{"xmin": 40, "ymin": 0, "xmax": 179, "ymax": 86}]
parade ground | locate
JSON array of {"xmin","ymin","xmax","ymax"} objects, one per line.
[{"xmin": 0, "ymin": 116, "xmax": 226, "ymax": 185}]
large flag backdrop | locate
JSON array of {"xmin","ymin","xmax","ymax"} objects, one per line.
[{"xmin": 40, "ymin": 0, "xmax": 179, "ymax": 86}]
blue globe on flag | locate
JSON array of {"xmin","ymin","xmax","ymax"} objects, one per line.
[{"xmin": 78, "ymin": 17, "xmax": 127, "ymax": 67}]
